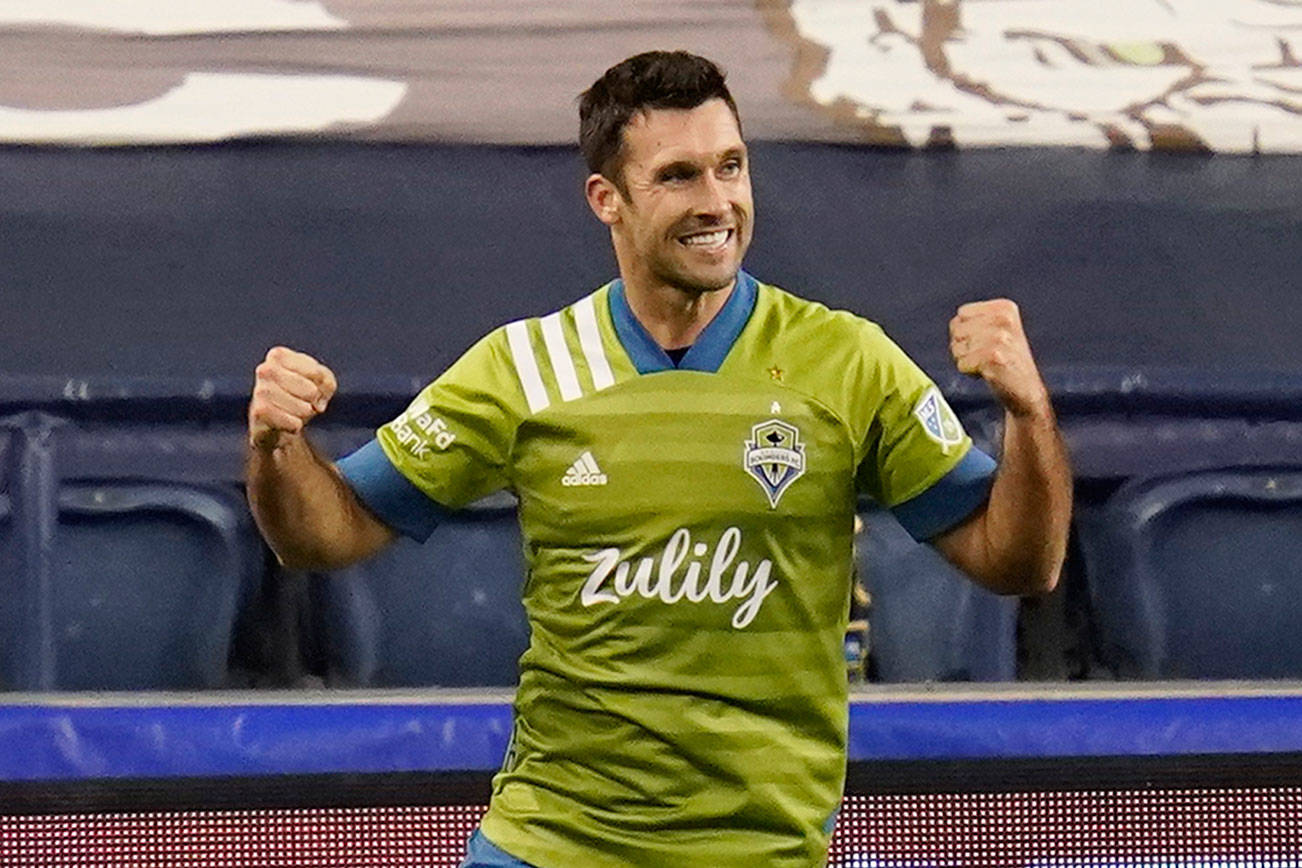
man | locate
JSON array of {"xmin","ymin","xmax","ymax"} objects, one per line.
[{"xmin": 246, "ymin": 51, "xmax": 1071, "ymax": 868}]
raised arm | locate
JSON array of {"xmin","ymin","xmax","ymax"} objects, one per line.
[
  {"xmin": 931, "ymin": 300, "xmax": 1072, "ymax": 595},
  {"xmin": 245, "ymin": 346, "xmax": 396, "ymax": 570}
]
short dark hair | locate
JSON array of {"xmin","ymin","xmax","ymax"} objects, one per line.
[{"xmin": 579, "ymin": 51, "xmax": 740, "ymax": 192}]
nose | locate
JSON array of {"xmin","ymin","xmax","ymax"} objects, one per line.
[{"xmin": 694, "ymin": 172, "xmax": 730, "ymax": 219}]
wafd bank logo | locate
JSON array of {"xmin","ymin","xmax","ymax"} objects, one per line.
[{"xmin": 768, "ymin": 0, "xmax": 1302, "ymax": 153}]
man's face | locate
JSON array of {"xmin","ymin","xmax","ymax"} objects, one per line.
[{"xmin": 605, "ymin": 99, "xmax": 753, "ymax": 294}]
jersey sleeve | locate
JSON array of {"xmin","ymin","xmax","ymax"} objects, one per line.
[
  {"xmin": 336, "ymin": 328, "xmax": 522, "ymax": 542},
  {"xmin": 852, "ymin": 324, "xmax": 997, "ymax": 541}
]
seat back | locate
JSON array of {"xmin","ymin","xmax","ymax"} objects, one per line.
[
  {"xmin": 315, "ymin": 497, "xmax": 528, "ymax": 687},
  {"xmin": 1079, "ymin": 467, "xmax": 1302, "ymax": 678},
  {"xmin": 54, "ymin": 482, "xmax": 261, "ymax": 689},
  {"xmin": 858, "ymin": 505, "xmax": 1018, "ymax": 682},
  {"xmin": 0, "ymin": 476, "xmax": 261, "ymax": 690}
]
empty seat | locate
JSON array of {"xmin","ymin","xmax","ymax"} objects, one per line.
[
  {"xmin": 1, "ymin": 481, "xmax": 262, "ymax": 691},
  {"xmin": 1078, "ymin": 467, "xmax": 1302, "ymax": 679},
  {"xmin": 0, "ymin": 490, "xmax": 15, "ymax": 690},
  {"xmin": 858, "ymin": 504, "xmax": 1018, "ymax": 682},
  {"xmin": 313, "ymin": 497, "xmax": 528, "ymax": 687}
]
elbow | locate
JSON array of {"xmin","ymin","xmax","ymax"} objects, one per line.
[
  {"xmin": 271, "ymin": 543, "xmax": 359, "ymax": 573},
  {"xmin": 1018, "ymin": 562, "xmax": 1061, "ymax": 597},
  {"xmin": 976, "ymin": 557, "xmax": 1062, "ymax": 597}
]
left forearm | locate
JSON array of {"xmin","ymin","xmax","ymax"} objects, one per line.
[
  {"xmin": 980, "ymin": 403, "xmax": 1073, "ymax": 594},
  {"xmin": 937, "ymin": 297, "xmax": 1074, "ymax": 595}
]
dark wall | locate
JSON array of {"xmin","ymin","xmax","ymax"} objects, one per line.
[{"xmin": 2, "ymin": 143, "xmax": 1299, "ymax": 386}]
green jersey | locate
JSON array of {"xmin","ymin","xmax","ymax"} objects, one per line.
[{"xmin": 337, "ymin": 272, "xmax": 995, "ymax": 867}]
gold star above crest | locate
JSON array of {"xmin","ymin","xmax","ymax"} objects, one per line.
[{"xmin": 768, "ymin": 365, "xmax": 784, "ymax": 382}]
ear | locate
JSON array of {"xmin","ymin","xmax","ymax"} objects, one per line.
[{"xmin": 585, "ymin": 173, "xmax": 622, "ymax": 227}]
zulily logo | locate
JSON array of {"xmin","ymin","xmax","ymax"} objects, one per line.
[{"xmin": 579, "ymin": 527, "xmax": 779, "ymax": 629}]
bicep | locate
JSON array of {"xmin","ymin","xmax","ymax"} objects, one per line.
[
  {"xmin": 928, "ymin": 503, "xmax": 992, "ymax": 588},
  {"xmin": 344, "ymin": 489, "xmax": 400, "ymax": 562}
]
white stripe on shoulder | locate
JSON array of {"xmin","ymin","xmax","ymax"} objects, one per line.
[
  {"xmin": 505, "ymin": 320, "xmax": 550, "ymax": 414},
  {"xmin": 540, "ymin": 311, "xmax": 582, "ymax": 401},
  {"xmin": 573, "ymin": 293, "xmax": 615, "ymax": 391}
]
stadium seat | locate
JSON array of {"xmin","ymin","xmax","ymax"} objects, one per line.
[
  {"xmin": 1078, "ymin": 467, "xmax": 1302, "ymax": 679},
  {"xmin": 1, "ymin": 478, "xmax": 261, "ymax": 691},
  {"xmin": 313, "ymin": 495, "xmax": 529, "ymax": 687},
  {"xmin": 857, "ymin": 504, "xmax": 1018, "ymax": 682},
  {"xmin": 0, "ymin": 487, "xmax": 14, "ymax": 690}
]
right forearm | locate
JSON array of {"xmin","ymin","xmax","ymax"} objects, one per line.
[{"xmin": 245, "ymin": 433, "xmax": 377, "ymax": 570}]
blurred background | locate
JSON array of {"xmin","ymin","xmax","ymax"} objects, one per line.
[{"xmin": 2, "ymin": 0, "xmax": 1301, "ymax": 693}]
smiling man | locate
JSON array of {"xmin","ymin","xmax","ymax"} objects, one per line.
[{"xmin": 245, "ymin": 51, "xmax": 1072, "ymax": 868}]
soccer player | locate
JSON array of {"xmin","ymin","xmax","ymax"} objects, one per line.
[{"xmin": 246, "ymin": 51, "xmax": 1072, "ymax": 868}]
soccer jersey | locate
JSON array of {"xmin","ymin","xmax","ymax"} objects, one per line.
[{"xmin": 337, "ymin": 272, "xmax": 996, "ymax": 868}]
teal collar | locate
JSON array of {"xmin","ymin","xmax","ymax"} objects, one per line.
[{"xmin": 608, "ymin": 271, "xmax": 757, "ymax": 374}]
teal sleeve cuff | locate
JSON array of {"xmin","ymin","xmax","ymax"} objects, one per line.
[
  {"xmin": 891, "ymin": 447, "xmax": 997, "ymax": 541},
  {"xmin": 335, "ymin": 439, "xmax": 450, "ymax": 543}
]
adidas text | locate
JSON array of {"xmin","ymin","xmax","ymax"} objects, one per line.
[
  {"xmin": 563, "ymin": 473, "xmax": 607, "ymax": 486},
  {"xmin": 562, "ymin": 451, "xmax": 607, "ymax": 486}
]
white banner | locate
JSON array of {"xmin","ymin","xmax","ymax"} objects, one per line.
[{"xmin": 0, "ymin": 1, "xmax": 1298, "ymax": 151}]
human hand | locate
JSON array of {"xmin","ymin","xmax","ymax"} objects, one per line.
[
  {"xmin": 949, "ymin": 299, "xmax": 1051, "ymax": 419},
  {"xmin": 248, "ymin": 346, "xmax": 339, "ymax": 449}
]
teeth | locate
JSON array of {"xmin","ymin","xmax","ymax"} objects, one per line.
[{"xmin": 681, "ymin": 229, "xmax": 730, "ymax": 247}]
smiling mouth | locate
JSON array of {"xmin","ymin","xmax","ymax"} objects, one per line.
[{"xmin": 677, "ymin": 228, "xmax": 733, "ymax": 252}]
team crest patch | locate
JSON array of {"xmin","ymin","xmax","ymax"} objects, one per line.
[
  {"xmin": 744, "ymin": 419, "xmax": 806, "ymax": 509},
  {"xmin": 913, "ymin": 387, "xmax": 964, "ymax": 453}
]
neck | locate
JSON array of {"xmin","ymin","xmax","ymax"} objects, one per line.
[{"xmin": 620, "ymin": 272, "xmax": 736, "ymax": 350}]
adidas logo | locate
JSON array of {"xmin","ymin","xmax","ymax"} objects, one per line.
[{"xmin": 562, "ymin": 451, "xmax": 608, "ymax": 487}]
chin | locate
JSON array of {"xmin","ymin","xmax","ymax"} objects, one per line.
[{"xmin": 661, "ymin": 262, "xmax": 740, "ymax": 295}]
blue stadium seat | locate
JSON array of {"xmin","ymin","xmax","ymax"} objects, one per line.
[
  {"xmin": 1, "ymin": 480, "xmax": 261, "ymax": 691},
  {"xmin": 0, "ymin": 489, "xmax": 14, "ymax": 690},
  {"xmin": 857, "ymin": 504, "xmax": 1018, "ymax": 682},
  {"xmin": 55, "ymin": 482, "xmax": 261, "ymax": 690},
  {"xmin": 314, "ymin": 496, "xmax": 528, "ymax": 687},
  {"xmin": 1078, "ymin": 467, "xmax": 1302, "ymax": 679}
]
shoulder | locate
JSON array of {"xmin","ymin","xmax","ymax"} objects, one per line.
[
  {"xmin": 751, "ymin": 279, "xmax": 899, "ymax": 362},
  {"xmin": 441, "ymin": 285, "xmax": 622, "ymax": 418}
]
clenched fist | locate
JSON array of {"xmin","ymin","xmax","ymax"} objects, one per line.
[
  {"xmin": 248, "ymin": 346, "xmax": 338, "ymax": 449},
  {"xmin": 949, "ymin": 299, "xmax": 1050, "ymax": 418}
]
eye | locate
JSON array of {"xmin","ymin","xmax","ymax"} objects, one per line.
[
  {"xmin": 719, "ymin": 159, "xmax": 743, "ymax": 178},
  {"xmin": 658, "ymin": 165, "xmax": 696, "ymax": 184}
]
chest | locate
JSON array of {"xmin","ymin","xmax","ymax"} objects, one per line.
[{"xmin": 509, "ymin": 372, "xmax": 856, "ymax": 542}]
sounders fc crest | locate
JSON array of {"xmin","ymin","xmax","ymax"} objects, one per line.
[{"xmin": 744, "ymin": 419, "xmax": 806, "ymax": 509}]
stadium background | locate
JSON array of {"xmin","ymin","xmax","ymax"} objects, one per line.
[{"xmin": 2, "ymin": 1, "xmax": 1302, "ymax": 865}]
